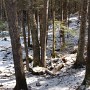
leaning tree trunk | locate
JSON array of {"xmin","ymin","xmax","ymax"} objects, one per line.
[
  {"xmin": 4, "ymin": 0, "xmax": 28, "ymax": 90},
  {"xmin": 74, "ymin": 0, "xmax": 88, "ymax": 68}
]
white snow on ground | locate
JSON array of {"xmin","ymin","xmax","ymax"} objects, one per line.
[{"xmin": 0, "ymin": 15, "xmax": 86, "ymax": 90}]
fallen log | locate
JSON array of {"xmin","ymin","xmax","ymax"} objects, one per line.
[
  {"xmin": 45, "ymin": 69, "xmax": 55, "ymax": 76},
  {"xmin": 29, "ymin": 66, "xmax": 55, "ymax": 76},
  {"xmin": 53, "ymin": 64, "xmax": 64, "ymax": 74},
  {"xmin": 29, "ymin": 63, "xmax": 65, "ymax": 75}
]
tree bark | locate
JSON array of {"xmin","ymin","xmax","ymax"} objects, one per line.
[
  {"xmin": 74, "ymin": 0, "xmax": 87, "ymax": 67},
  {"xmin": 59, "ymin": 0, "xmax": 62, "ymax": 21},
  {"xmin": 30, "ymin": 0, "xmax": 41, "ymax": 67},
  {"xmin": 40, "ymin": 8, "xmax": 43, "ymax": 47},
  {"xmin": 0, "ymin": 0, "xmax": 3, "ymax": 19},
  {"xmin": 22, "ymin": 10, "xmax": 29, "ymax": 71},
  {"xmin": 62, "ymin": 0, "xmax": 67, "ymax": 21},
  {"xmin": 41, "ymin": 0, "xmax": 49, "ymax": 67},
  {"xmin": 27, "ymin": 9, "xmax": 31, "ymax": 47},
  {"xmin": 4, "ymin": 0, "xmax": 28, "ymax": 89},
  {"xmin": 0, "ymin": 0, "xmax": 6, "ymax": 20},
  {"xmin": 84, "ymin": 0, "xmax": 90, "ymax": 86},
  {"xmin": 52, "ymin": 6, "xmax": 56, "ymax": 58}
]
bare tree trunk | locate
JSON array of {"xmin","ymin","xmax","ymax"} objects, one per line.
[
  {"xmin": 30, "ymin": 0, "xmax": 41, "ymax": 67},
  {"xmin": 52, "ymin": 9, "xmax": 56, "ymax": 58},
  {"xmin": 59, "ymin": 0, "xmax": 62, "ymax": 21},
  {"xmin": 4, "ymin": 0, "xmax": 28, "ymax": 89},
  {"xmin": 84, "ymin": 0, "xmax": 90, "ymax": 86},
  {"xmin": 74, "ymin": 0, "xmax": 88, "ymax": 68},
  {"xmin": 78, "ymin": 0, "xmax": 82, "ymax": 20},
  {"xmin": 50, "ymin": 0, "xmax": 56, "ymax": 58},
  {"xmin": 41, "ymin": 0, "xmax": 49, "ymax": 67},
  {"xmin": 22, "ymin": 10, "xmax": 29, "ymax": 71},
  {"xmin": 40, "ymin": 9, "xmax": 43, "ymax": 47},
  {"xmin": 60, "ymin": 0, "xmax": 67, "ymax": 47},
  {"xmin": 36, "ymin": 9, "xmax": 39, "ymax": 39},
  {"xmin": 0, "ymin": 0, "xmax": 2, "ymax": 19},
  {"xmin": 0, "ymin": 0, "xmax": 4, "ymax": 20},
  {"xmin": 62, "ymin": 0, "xmax": 67, "ymax": 21},
  {"xmin": 77, "ymin": 1, "xmax": 89, "ymax": 89},
  {"xmin": 1, "ymin": 0, "xmax": 6, "ymax": 21},
  {"xmin": 27, "ymin": 9, "xmax": 31, "ymax": 47},
  {"xmin": 67, "ymin": 1, "xmax": 70, "ymax": 27}
]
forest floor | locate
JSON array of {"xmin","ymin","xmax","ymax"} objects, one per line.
[{"xmin": 0, "ymin": 14, "xmax": 87, "ymax": 90}]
